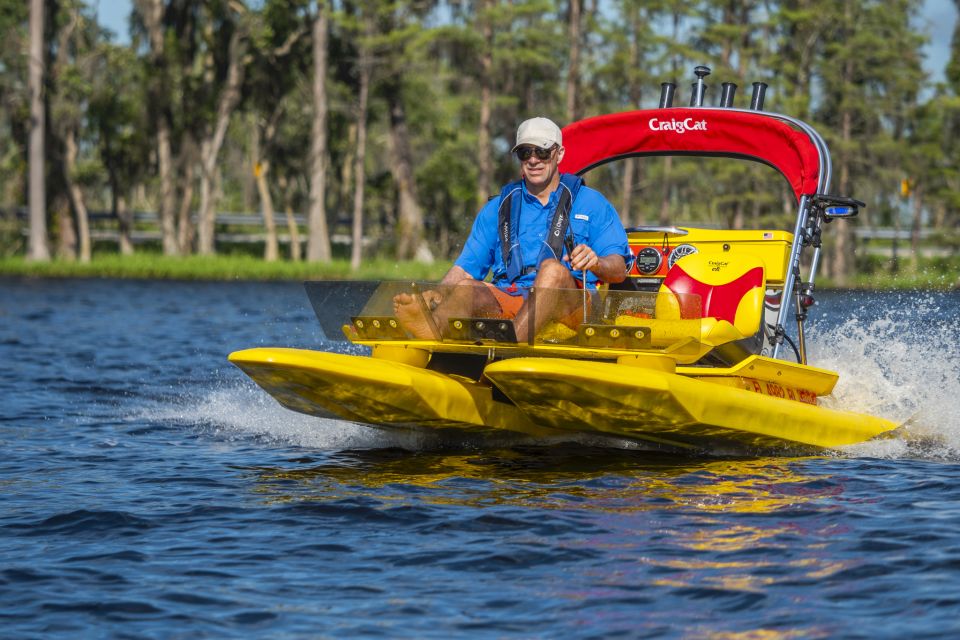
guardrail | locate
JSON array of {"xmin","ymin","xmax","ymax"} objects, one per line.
[
  {"xmin": 4, "ymin": 206, "xmax": 955, "ymax": 254},
  {"xmin": 5, "ymin": 207, "xmax": 366, "ymax": 246}
]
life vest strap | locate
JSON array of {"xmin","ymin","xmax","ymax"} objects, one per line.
[{"xmin": 496, "ymin": 174, "xmax": 583, "ymax": 284}]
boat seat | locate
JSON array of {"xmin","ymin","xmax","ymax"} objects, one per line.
[{"xmin": 657, "ymin": 253, "xmax": 766, "ymax": 362}]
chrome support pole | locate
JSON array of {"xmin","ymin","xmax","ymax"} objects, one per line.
[
  {"xmin": 795, "ymin": 289, "xmax": 807, "ymax": 364},
  {"xmin": 772, "ymin": 195, "xmax": 810, "ymax": 360}
]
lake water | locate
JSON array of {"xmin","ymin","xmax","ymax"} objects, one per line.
[{"xmin": 2, "ymin": 278, "xmax": 960, "ymax": 638}]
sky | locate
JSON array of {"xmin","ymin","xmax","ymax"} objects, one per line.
[{"xmin": 92, "ymin": 0, "xmax": 958, "ymax": 84}]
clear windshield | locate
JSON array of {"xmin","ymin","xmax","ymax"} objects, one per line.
[{"xmin": 306, "ymin": 281, "xmax": 703, "ymax": 354}]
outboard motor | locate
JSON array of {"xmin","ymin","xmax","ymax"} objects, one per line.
[
  {"xmin": 720, "ymin": 82, "xmax": 737, "ymax": 108},
  {"xmin": 689, "ymin": 66, "xmax": 710, "ymax": 106},
  {"xmin": 659, "ymin": 82, "xmax": 676, "ymax": 108},
  {"xmin": 750, "ymin": 82, "xmax": 768, "ymax": 110}
]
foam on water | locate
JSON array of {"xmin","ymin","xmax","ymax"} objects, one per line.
[
  {"xmin": 134, "ymin": 380, "xmax": 430, "ymax": 450},
  {"xmin": 138, "ymin": 377, "xmax": 551, "ymax": 452},
  {"xmin": 809, "ymin": 293, "xmax": 960, "ymax": 460}
]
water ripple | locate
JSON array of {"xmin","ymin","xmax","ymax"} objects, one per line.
[{"xmin": 2, "ymin": 281, "xmax": 960, "ymax": 638}]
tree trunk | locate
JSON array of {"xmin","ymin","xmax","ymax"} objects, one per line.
[
  {"xmin": 27, "ymin": 0, "xmax": 50, "ymax": 261},
  {"xmin": 622, "ymin": 157, "xmax": 635, "ymax": 224},
  {"xmin": 197, "ymin": 142, "xmax": 214, "ymax": 255},
  {"xmin": 339, "ymin": 123, "xmax": 356, "ymax": 216},
  {"xmin": 63, "ymin": 127, "xmax": 91, "ymax": 263},
  {"xmin": 177, "ymin": 161, "xmax": 195, "ymax": 253},
  {"xmin": 384, "ymin": 76, "xmax": 430, "ymax": 262},
  {"xmin": 476, "ymin": 0, "xmax": 494, "ymax": 208},
  {"xmin": 176, "ymin": 134, "xmax": 196, "ymax": 252},
  {"xmin": 732, "ymin": 199, "xmax": 744, "ymax": 231},
  {"xmin": 565, "ymin": 0, "xmax": 582, "ymax": 123},
  {"xmin": 350, "ymin": 43, "xmax": 371, "ymax": 272},
  {"xmin": 138, "ymin": 0, "xmax": 179, "ymax": 255},
  {"xmin": 277, "ymin": 174, "xmax": 301, "ymax": 262},
  {"xmin": 253, "ymin": 100, "xmax": 286, "ymax": 262},
  {"xmin": 307, "ymin": 1, "xmax": 332, "ymax": 262},
  {"xmin": 197, "ymin": 27, "xmax": 247, "ymax": 255},
  {"xmin": 909, "ymin": 183, "xmax": 923, "ymax": 272},
  {"xmin": 255, "ymin": 162, "xmax": 279, "ymax": 262},
  {"xmin": 55, "ymin": 196, "xmax": 76, "ymax": 261},
  {"xmin": 621, "ymin": 5, "xmax": 642, "ymax": 225},
  {"xmin": 158, "ymin": 118, "xmax": 178, "ymax": 255},
  {"xmin": 831, "ymin": 7, "xmax": 854, "ymax": 286},
  {"xmin": 659, "ymin": 157, "xmax": 673, "ymax": 225},
  {"xmin": 116, "ymin": 194, "xmax": 134, "ymax": 256}
]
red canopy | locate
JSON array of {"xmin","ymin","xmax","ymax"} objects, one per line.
[{"xmin": 558, "ymin": 108, "xmax": 824, "ymax": 203}]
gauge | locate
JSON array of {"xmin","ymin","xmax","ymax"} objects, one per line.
[
  {"xmin": 634, "ymin": 247, "xmax": 663, "ymax": 275},
  {"xmin": 667, "ymin": 244, "xmax": 698, "ymax": 269}
]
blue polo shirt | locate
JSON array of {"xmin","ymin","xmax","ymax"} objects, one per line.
[{"xmin": 454, "ymin": 180, "xmax": 633, "ymax": 292}]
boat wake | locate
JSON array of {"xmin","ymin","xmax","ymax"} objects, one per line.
[
  {"xmin": 136, "ymin": 291, "xmax": 958, "ymax": 461},
  {"xmin": 134, "ymin": 379, "xmax": 421, "ymax": 450},
  {"xmin": 139, "ymin": 376, "xmax": 552, "ymax": 452},
  {"xmin": 809, "ymin": 293, "xmax": 960, "ymax": 460}
]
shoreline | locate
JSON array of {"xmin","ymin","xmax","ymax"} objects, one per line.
[
  {"xmin": 0, "ymin": 254, "xmax": 453, "ymax": 283},
  {"xmin": 0, "ymin": 255, "xmax": 957, "ymax": 290}
]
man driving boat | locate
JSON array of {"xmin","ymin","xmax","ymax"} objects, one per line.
[{"xmin": 394, "ymin": 116, "xmax": 633, "ymax": 340}]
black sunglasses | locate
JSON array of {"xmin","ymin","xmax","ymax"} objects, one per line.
[{"xmin": 515, "ymin": 145, "xmax": 556, "ymax": 162}]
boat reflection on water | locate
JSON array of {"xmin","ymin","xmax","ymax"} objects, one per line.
[
  {"xmin": 247, "ymin": 446, "xmax": 836, "ymax": 516},
  {"xmin": 247, "ymin": 447, "xmax": 855, "ymax": 638}
]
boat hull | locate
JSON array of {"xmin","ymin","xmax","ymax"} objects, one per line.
[
  {"xmin": 484, "ymin": 357, "xmax": 896, "ymax": 451},
  {"xmin": 229, "ymin": 347, "xmax": 897, "ymax": 453},
  {"xmin": 228, "ymin": 348, "xmax": 562, "ymax": 439}
]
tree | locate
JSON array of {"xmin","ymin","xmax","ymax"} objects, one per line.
[
  {"xmin": 349, "ymin": 5, "xmax": 373, "ymax": 271},
  {"xmin": 50, "ymin": 1, "xmax": 104, "ymax": 263},
  {"xmin": 89, "ymin": 41, "xmax": 149, "ymax": 255},
  {"xmin": 247, "ymin": 0, "xmax": 310, "ymax": 262},
  {"xmin": 307, "ymin": 0, "xmax": 332, "ymax": 262},
  {"xmin": 565, "ymin": 0, "xmax": 582, "ymax": 122},
  {"xmin": 196, "ymin": 6, "xmax": 249, "ymax": 255},
  {"xmin": 816, "ymin": 0, "xmax": 925, "ymax": 281},
  {"xmin": 136, "ymin": 0, "xmax": 179, "ymax": 255},
  {"xmin": 27, "ymin": 0, "xmax": 49, "ymax": 261}
]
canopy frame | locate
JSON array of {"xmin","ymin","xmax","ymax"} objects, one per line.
[{"xmin": 557, "ymin": 107, "xmax": 840, "ymax": 364}]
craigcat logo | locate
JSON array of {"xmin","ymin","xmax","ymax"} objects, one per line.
[
  {"xmin": 649, "ymin": 117, "xmax": 708, "ymax": 134},
  {"xmin": 708, "ymin": 259, "xmax": 729, "ymax": 271}
]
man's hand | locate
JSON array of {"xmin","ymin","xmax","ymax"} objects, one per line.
[
  {"xmin": 565, "ymin": 244, "xmax": 627, "ymax": 284},
  {"xmin": 566, "ymin": 243, "xmax": 598, "ymax": 272}
]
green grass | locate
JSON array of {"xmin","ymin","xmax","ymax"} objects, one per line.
[
  {"xmin": 2, "ymin": 252, "xmax": 957, "ymax": 289},
  {"xmin": 0, "ymin": 253, "xmax": 453, "ymax": 281}
]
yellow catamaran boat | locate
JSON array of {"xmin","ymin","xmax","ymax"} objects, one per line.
[{"xmin": 230, "ymin": 70, "xmax": 897, "ymax": 454}]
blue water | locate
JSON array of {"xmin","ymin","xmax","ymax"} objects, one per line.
[{"xmin": 3, "ymin": 278, "xmax": 960, "ymax": 638}]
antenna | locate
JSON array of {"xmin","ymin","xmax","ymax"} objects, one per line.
[{"xmin": 690, "ymin": 66, "xmax": 710, "ymax": 107}]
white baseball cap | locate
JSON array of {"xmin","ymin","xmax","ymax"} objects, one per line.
[{"xmin": 512, "ymin": 117, "xmax": 562, "ymax": 152}]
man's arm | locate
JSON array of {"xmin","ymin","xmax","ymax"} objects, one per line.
[
  {"xmin": 440, "ymin": 265, "xmax": 473, "ymax": 286},
  {"xmin": 418, "ymin": 265, "xmax": 473, "ymax": 310},
  {"xmin": 568, "ymin": 244, "xmax": 628, "ymax": 284}
]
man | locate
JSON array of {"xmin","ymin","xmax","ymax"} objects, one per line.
[{"xmin": 395, "ymin": 116, "xmax": 633, "ymax": 341}]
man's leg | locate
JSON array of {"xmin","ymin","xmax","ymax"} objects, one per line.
[
  {"xmin": 394, "ymin": 279, "xmax": 501, "ymax": 339},
  {"xmin": 512, "ymin": 259, "xmax": 579, "ymax": 340}
]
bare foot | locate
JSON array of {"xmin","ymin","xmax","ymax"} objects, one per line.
[{"xmin": 393, "ymin": 292, "xmax": 439, "ymax": 340}]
